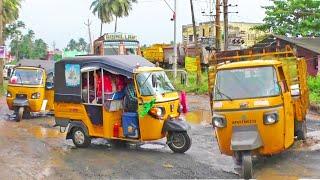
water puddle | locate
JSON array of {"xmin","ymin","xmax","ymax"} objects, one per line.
[
  {"xmin": 183, "ymin": 111, "xmax": 211, "ymax": 125},
  {"xmin": 29, "ymin": 126, "xmax": 63, "ymax": 139}
]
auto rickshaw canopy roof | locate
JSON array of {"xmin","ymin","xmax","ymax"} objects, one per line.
[
  {"xmin": 217, "ymin": 60, "xmax": 281, "ymax": 70},
  {"xmin": 56, "ymin": 55, "xmax": 155, "ymax": 77},
  {"xmin": 54, "ymin": 55, "xmax": 156, "ymax": 103},
  {"xmin": 18, "ymin": 59, "xmax": 55, "ymax": 73}
]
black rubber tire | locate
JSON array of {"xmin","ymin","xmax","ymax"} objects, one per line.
[
  {"xmin": 295, "ymin": 121, "xmax": 307, "ymax": 140},
  {"xmin": 167, "ymin": 132, "xmax": 191, "ymax": 153},
  {"xmin": 16, "ymin": 107, "xmax": 24, "ymax": 122},
  {"xmin": 71, "ymin": 127, "xmax": 91, "ymax": 148},
  {"xmin": 241, "ymin": 151, "xmax": 253, "ymax": 179}
]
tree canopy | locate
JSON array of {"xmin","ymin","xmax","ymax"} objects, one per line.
[
  {"xmin": 65, "ymin": 38, "xmax": 89, "ymax": 52},
  {"xmin": 10, "ymin": 30, "xmax": 48, "ymax": 60},
  {"xmin": 255, "ymin": 0, "xmax": 320, "ymax": 36},
  {"xmin": 90, "ymin": 0, "xmax": 137, "ymax": 34}
]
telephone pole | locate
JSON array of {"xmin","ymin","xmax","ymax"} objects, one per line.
[
  {"xmin": 0, "ymin": 0, "xmax": 4, "ymax": 86},
  {"xmin": 215, "ymin": 0, "xmax": 221, "ymax": 52},
  {"xmin": 223, "ymin": 0, "xmax": 228, "ymax": 51},
  {"xmin": 173, "ymin": 0, "xmax": 177, "ymax": 79},
  {"xmin": 85, "ymin": 19, "xmax": 93, "ymax": 54},
  {"xmin": 190, "ymin": 0, "xmax": 201, "ymax": 85}
]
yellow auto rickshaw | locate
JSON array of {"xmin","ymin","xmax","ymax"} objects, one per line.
[
  {"xmin": 6, "ymin": 60, "xmax": 55, "ymax": 121},
  {"xmin": 54, "ymin": 55, "xmax": 191, "ymax": 153},
  {"xmin": 207, "ymin": 46, "xmax": 309, "ymax": 178}
]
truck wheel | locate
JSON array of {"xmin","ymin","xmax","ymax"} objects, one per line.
[
  {"xmin": 241, "ymin": 151, "xmax": 253, "ymax": 179},
  {"xmin": 167, "ymin": 132, "xmax": 191, "ymax": 153},
  {"xmin": 16, "ymin": 107, "xmax": 24, "ymax": 122},
  {"xmin": 296, "ymin": 121, "xmax": 307, "ymax": 140},
  {"xmin": 71, "ymin": 127, "xmax": 91, "ymax": 148}
]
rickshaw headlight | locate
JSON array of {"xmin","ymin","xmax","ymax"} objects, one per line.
[
  {"xmin": 6, "ymin": 91, "xmax": 12, "ymax": 98},
  {"xmin": 31, "ymin": 92, "xmax": 41, "ymax": 99},
  {"xmin": 149, "ymin": 107, "xmax": 165, "ymax": 118},
  {"xmin": 212, "ymin": 114, "xmax": 226, "ymax": 128},
  {"xmin": 263, "ymin": 112, "xmax": 278, "ymax": 125}
]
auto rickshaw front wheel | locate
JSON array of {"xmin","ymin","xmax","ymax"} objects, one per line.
[
  {"xmin": 167, "ymin": 132, "xmax": 191, "ymax": 153},
  {"xmin": 16, "ymin": 107, "xmax": 24, "ymax": 122},
  {"xmin": 71, "ymin": 127, "xmax": 91, "ymax": 148},
  {"xmin": 241, "ymin": 151, "xmax": 253, "ymax": 179}
]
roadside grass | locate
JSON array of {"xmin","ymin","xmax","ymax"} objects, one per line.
[
  {"xmin": 0, "ymin": 81, "xmax": 7, "ymax": 97},
  {"xmin": 168, "ymin": 71, "xmax": 208, "ymax": 94},
  {"xmin": 308, "ymin": 76, "xmax": 320, "ymax": 104}
]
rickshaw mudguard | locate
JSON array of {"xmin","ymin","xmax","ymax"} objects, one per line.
[
  {"xmin": 13, "ymin": 98, "xmax": 29, "ymax": 107},
  {"xmin": 231, "ymin": 125, "xmax": 263, "ymax": 151},
  {"xmin": 163, "ymin": 118, "xmax": 191, "ymax": 132},
  {"xmin": 64, "ymin": 120, "xmax": 89, "ymax": 140}
]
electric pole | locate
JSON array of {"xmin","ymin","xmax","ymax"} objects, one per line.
[
  {"xmin": 0, "ymin": 0, "xmax": 4, "ymax": 86},
  {"xmin": 190, "ymin": 0, "xmax": 201, "ymax": 85},
  {"xmin": 223, "ymin": 0, "xmax": 228, "ymax": 51},
  {"xmin": 173, "ymin": 0, "xmax": 177, "ymax": 79},
  {"xmin": 215, "ymin": 0, "xmax": 221, "ymax": 52},
  {"xmin": 85, "ymin": 19, "xmax": 93, "ymax": 54}
]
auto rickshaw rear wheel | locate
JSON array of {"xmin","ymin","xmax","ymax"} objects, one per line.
[
  {"xmin": 16, "ymin": 107, "xmax": 24, "ymax": 122},
  {"xmin": 167, "ymin": 132, "xmax": 191, "ymax": 153},
  {"xmin": 241, "ymin": 151, "xmax": 253, "ymax": 179},
  {"xmin": 295, "ymin": 120, "xmax": 307, "ymax": 140},
  {"xmin": 71, "ymin": 127, "xmax": 91, "ymax": 148}
]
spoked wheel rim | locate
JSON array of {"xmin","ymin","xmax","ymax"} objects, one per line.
[
  {"xmin": 242, "ymin": 151, "xmax": 253, "ymax": 179},
  {"xmin": 171, "ymin": 133, "xmax": 186, "ymax": 149},
  {"xmin": 74, "ymin": 130, "xmax": 85, "ymax": 145}
]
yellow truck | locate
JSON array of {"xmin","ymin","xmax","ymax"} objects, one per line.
[
  {"xmin": 207, "ymin": 45, "xmax": 309, "ymax": 178},
  {"xmin": 142, "ymin": 44, "xmax": 170, "ymax": 66}
]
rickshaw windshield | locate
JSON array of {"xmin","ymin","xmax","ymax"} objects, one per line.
[
  {"xmin": 214, "ymin": 66, "xmax": 280, "ymax": 100},
  {"xmin": 11, "ymin": 68, "xmax": 44, "ymax": 85},
  {"xmin": 136, "ymin": 71, "xmax": 175, "ymax": 96}
]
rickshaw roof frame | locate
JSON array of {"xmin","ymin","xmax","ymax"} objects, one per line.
[{"xmin": 217, "ymin": 60, "xmax": 282, "ymax": 70}]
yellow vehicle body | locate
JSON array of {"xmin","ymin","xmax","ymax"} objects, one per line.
[
  {"xmin": 6, "ymin": 66, "xmax": 55, "ymax": 113},
  {"xmin": 208, "ymin": 46, "xmax": 309, "ymax": 178},
  {"xmin": 54, "ymin": 56, "xmax": 191, "ymax": 153},
  {"xmin": 143, "ymin": 44, "xmax": 170, "ymax": 64}
]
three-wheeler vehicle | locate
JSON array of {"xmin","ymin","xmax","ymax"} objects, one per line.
[
  {"xmin": 207, "ymin": 46, "xmax": 309, "ymax": 178},
  {"xmin": 54, "ymin": 55, "xmax": 191, "ymax": 153},
  {"xmin": 6, "ymin": 60, "xmax": 55, "ymax": 121}
]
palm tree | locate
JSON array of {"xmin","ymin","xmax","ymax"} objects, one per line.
[
  {"xmin": 90, "ymin": 0, "xmax": 137, "ymax": 35},
  {"xmin": 3, "ymin": 0, "xmax": 21, "ymax": 24},
  {"xmin": 90, "ymin": 0, "xmax": 114, "ymax": 36},
  {"xmin": 112, "ymin": 0, "xmax": 137, "ymax": 32}
]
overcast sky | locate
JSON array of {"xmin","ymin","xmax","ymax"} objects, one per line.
[{"xmin": 18, "ymin": 0, "xmax": 272, "ymax": 49}]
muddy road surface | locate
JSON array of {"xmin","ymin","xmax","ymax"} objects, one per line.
[{"xmin": 0, "ymin": 95, "xmax": 320, "ymax": 179}]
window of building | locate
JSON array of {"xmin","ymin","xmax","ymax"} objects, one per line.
[
  {"xmin": 202, "ymin": 29, "xmax": 205, "ymax": 37},
  {"xmin": 189, "ymin": 35, "xmax": 193, "ymax": 42}
]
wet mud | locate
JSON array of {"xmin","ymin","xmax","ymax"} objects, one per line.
[{"xmin": 0, "ymin": 95, "xmax": 319, "ymax": 179}]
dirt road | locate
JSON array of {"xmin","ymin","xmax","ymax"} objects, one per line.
[{"xmin": 0, "ymin": 95, "xmax": 320, "ymax": 179}]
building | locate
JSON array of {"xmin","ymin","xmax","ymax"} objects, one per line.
[
  {"xmin": 253, "ymin": 35, "xmax": 320, "ymax": 76},
  {"xmin": 182, "ymin": 21, "xmax": 267, "ymax": 50}
]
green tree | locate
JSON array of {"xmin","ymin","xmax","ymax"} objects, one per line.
[
  {"xmin": 3, "ymin": 0, "xmax": 21, "ymax": 25},
  {"xmin": 4, "ymin": 20, "xmax": 25, "ymax": 41},
  {"xmin": 90, "ymin": 0, "xmax": 114, "ymax": 36},
  {"xmin": 66, "ymin": 39, "xmax": 77, "ymax": 51},
  {"xmin": 90, "ymin": 0, "xmax": 137, "ymax": 35},
  {"xmin": 10, "ymin": 29, "xmax": 48, "ymax": 60},
  {"xmin": 112, "ymin": 0, "xmax": 137, "ymax": 32},
  {"xmin": 78, "ymin": 38, "xmax": 88, "ymax": 52},
  {"xmin": 32, "ymin": 39, "xmax": 48, "ymax": 59},
  {"xmin": 256, "ymin": 0, "xmax": 320, "ymax": 36}
]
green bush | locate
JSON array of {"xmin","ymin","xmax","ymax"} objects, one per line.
[
  {"xmin": 168, "ymin": 72, "xmax": 208, "ymax": 94},
  {"xmin": 308, "ymin": 76, "xmax": 320, "ymax": 104}
]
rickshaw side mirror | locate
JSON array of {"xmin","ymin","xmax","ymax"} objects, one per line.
[{"xmin": 46, "ymin": 82, "xmax": 54, "ymax": 90}]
